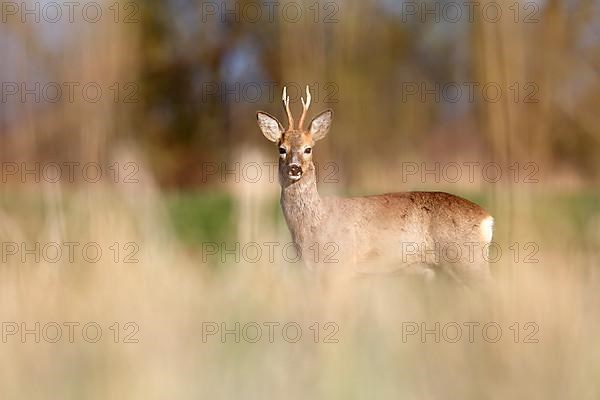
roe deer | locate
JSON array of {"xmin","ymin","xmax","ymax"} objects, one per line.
[{"xmin": 256, "ymin": 86, "xmax": 494, "ymax": 286}]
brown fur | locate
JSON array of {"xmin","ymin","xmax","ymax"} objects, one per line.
[{"xmin": 257, "ymin": 97, "xmax": 494, "ymax": 286}]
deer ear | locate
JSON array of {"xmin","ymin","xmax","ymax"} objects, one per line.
[
  {"xmin": 257, "ymin": 112, "xmax": 284, "ymax": 143},
  {"xmin": 309, "ymin": 109, "xmax": 333, "ymax": 141}
]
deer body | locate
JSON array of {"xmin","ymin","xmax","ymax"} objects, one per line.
[{"xmin": 258, "ymin": 87, "xmax": 493, "ymax": 285}]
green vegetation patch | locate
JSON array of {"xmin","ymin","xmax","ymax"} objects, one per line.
[{"xmin": 165, "ymin": 190, "xmax": 234, "ymax": 244}]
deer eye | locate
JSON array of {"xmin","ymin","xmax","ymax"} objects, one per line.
[
  {"xmin": 279, "ymin": 147, "xmax": 287, "ymax": 155},
  {"xmin": 304, "ymin": 147, "xmax": 312, "ymax": 154}
]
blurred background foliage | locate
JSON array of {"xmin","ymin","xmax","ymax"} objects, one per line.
[{"xmin": 1, "ymin": 0, "xmax": 599, "ymax": 189}]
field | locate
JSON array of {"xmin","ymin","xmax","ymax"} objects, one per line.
[{"xmin": 0, "ymin": 180, "xmax": 598, "ymax": 399}]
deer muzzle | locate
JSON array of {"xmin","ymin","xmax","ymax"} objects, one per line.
[{"xmin": 288, "ymin": 164, "xmax": 303, "ymax": 180}]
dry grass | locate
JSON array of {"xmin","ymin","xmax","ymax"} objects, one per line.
[{"xmin": 0, "ymin": 166, "xmax": 598, "ymax": 399}]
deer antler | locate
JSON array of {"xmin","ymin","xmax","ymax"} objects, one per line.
[
  {"xmin": 298, "ymin": 85, "xmax": 312, "ymax": 131},
  {"xmin": 282, "ymin": 86, "xmax": 294, "ymax": 130}
]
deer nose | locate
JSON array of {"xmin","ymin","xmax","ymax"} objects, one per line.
[{"xmin": 289, "ymin": 164, "xmax": 302, "ymax": 177}]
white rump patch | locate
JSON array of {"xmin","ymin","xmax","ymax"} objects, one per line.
[{"xmin": 480, "ymin": 216, "xmax": 494, "ymax": 243}]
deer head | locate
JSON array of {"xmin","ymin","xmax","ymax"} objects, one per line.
[{"xmin": 257, "ymin": 86, "xmax": 333, "ymax": 184}]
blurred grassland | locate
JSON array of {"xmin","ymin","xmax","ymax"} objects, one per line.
[
  {"xmin": 3, "ymin": 185, "xmax": 599, "ymax": 254},
  {"xmin": 162, "ymin": 189, "xmax": 600, "ymax": 245},
  {"xmin": 0, "ymin": 182, "xmax": 598, "ymax": 399},
  {"xmin": 1, "ymin": 185, "xmax": 598, "ymax": 242}
]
